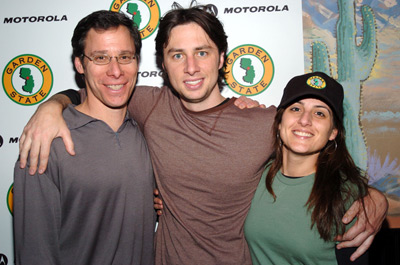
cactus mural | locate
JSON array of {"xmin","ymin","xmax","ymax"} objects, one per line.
[{"xmin": 310, "ymin": 0, "xmax": 377, "ymax": 171}]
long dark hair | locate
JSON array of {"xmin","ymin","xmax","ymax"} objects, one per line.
[
  {"xmin": 265, "ymin": 107, "xmax": 369, "ymax": 241},
  {"xmin": 155, "ymin": 5, "xmax": 228, "ymax": 90}
]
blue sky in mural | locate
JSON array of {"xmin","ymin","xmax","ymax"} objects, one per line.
[
  {"xmin": 303, "ymin": 0, "xmax": 400, "ymax": 114},
  {"xmin": 303, "ymin": 0, "xmax": 400, "ymax": 33}
]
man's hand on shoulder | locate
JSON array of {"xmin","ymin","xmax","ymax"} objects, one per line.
[
  {"xmin": 234, "ymin": 96, "xmax": 266, "ymax": 109},
  {"xmin": 19, "ymin": 94, "xmax": 75, "ymax": 175}
]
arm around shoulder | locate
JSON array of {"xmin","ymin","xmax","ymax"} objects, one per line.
[
  {"xmin": 19, "ymin": 93, "xmax": 75, "ymax": 175},
  {"xmin": 336, "ymin": 187, "xmax": 388, "ymax": 261}
]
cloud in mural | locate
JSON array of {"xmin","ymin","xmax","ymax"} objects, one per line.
[
  {"xmin": 362, "ymin": 111, "xmax": 400, "ymax": 134},
  {"xmin": 363, "ymin": 111, "xmax": 400, "ymax": 122},
  {"xmin": 381, "ymin": 0, "xmax": 397, "ymax": 9},
  {"xmin": 369, "ymin": 126, "xmax": 398, "ymax": 134}
]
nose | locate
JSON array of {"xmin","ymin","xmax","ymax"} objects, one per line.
[
  {"xmin": 106, "ymin": 57, "xmax": 123, "ymax": 78},
  {"xmin": 298, "ymin": 111, "xmax": 312, "ymax": 126},
  {"xmin": 184, "ymin": 55, "xmax": 200, "ymax": 75}
]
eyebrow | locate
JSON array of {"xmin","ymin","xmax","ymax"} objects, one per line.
[
  {"xmin": 166, "ymin": 45, "xmax": 213, "ymax": 54},
  {"xmin": 296, "ymin": 100, "xmax": 333, "ymax": 114},
  {"xmin": 90, "ymin": 50, "xmax": 135, "ymax": 54}
]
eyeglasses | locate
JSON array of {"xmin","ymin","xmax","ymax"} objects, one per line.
[{"xmin": 82, "ymin": 53, "xmax": 136, "ymax": 65}]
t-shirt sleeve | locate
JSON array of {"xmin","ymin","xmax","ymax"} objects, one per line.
[
  {"xmin": 128, "ymin": 85, "xmax": 163, "ymax": 127},
  {"xmin": 57, "ymin": 89, "xmax": 87, "ymax": 105},
  {"xmin": 57, "ymin": 89, "xmax": 81, "ymax": 105},
  {"xmin": 13, "ymin": 153, "xmax": 62, "ymax": 264}
]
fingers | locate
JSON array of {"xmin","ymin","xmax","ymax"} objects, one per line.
[
  {"xmin": 336, "ymin": 229, "xmax": 368, "ymax": 249},
  {"xmin": 37, "ymin": 137, "xmax": 52, "ymax": 175},
  {"xmin": 234, "ymin": 96, "xmax": 261, "ymax": 109},
  {"xmin": 234, "ymin": 96, "xmax": 247, "ymax": 109},
  {"xmin": 27, "ymin": 133, "xmax": 42, "ymax": 175},
  {"xmin": 153, "ymin": 188, "xmax": 163, "ymax": 216},
  {"xmin": 251, "ymin": 100, "xmax": 260, "ymax": 108},
  {"xmin": 337, "ymin": 234, "xmax": 374, "ymax": 261},
  {"xmin": 18, "ymin": 96, "xmax": 72, "ymax": 174},
  {"xmin": 18, "ymin": 132, "xmax": 30, "ymax": 169},
  {"xmin": 336, "ymin": 189, "xmax": 387, "ymax": 262},
  {"xmin": 349, "ymin": 236, "xmax": 374, "ymax": 261},
  {"xmin": 26, "ymin": 128, "xmax": 55, "ymax": 175},
  {"xmin": 339, "ymin": 203, "xmax": 372, "ymax": 243},
  {"xmin": 61, "ymin": 129, "xmax": 76, "ymax": 156},
  {"xmin": 153, "ymin": 197, "xmax": 163, "ymax": 216},
  {"xmin": 37, "ymin": 120, "xmax": 75, "ymax": 174},
  {"xmin": 342, "ymin": 199, "xmax": 360, "ymax": 224},
  {"xmin": 336, "ymin": 193, "xmax": 381, "ymax": 260},
  {"xmin": 154, "ymin": 197, "xmax": 163, "ymax": 209}
]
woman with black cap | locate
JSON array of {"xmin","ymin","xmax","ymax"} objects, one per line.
[{"xmin": 244, "ymin": 72, "xmax": 369, "ymax": 264}]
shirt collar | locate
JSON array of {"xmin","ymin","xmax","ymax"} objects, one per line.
[{"xmin": 63, "ymin": 104, "xmax": 135, "ymax": 131}]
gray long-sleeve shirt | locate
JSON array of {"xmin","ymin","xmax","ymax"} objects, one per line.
[{"xmin": 13, "ymin": 105, "xmax": 155, "ymax": 265}]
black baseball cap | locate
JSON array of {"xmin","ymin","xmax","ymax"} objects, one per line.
[{"xmin": 277, "ymin": 72, "xmax": 344, "ymax": 121}]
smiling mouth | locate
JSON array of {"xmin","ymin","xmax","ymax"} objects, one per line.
[
  {"xmin": 293, "ymin": 131, "xmax": 313, "ymax": 137},
  {"xmin": 106, "ymin": 84, "xmax": 124, "ymax": 90},
  {"xmin": 185, "ymin": 79, "xmax": 202, "ymax": 86}
]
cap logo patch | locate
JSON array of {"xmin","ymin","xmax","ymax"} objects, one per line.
[{"xmin": 306, "ymin": 76, "xmax": 326, "ymax": 89}]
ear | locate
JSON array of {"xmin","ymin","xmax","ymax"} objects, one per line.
[
  {"xmin": 74, "ymin": 57, "xmax": 85, "ymax": 74},
  {"xmin": 329, "ymin": 128, "xmax": 338, "ymax": 141},
  {"xmin": 218, "ymin": 52, "xmax": 225, "ymax": 70}
]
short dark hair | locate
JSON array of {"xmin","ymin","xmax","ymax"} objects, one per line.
[
  {"xmin": 155, "ymin": 6, "xmax": 228, "ymax": 89},
  {"xmin": 71, "ymin": 10, "xmax": 142, "ymax": 61}
]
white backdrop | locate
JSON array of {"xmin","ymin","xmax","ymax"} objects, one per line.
[{"xmin": 0, "ymin": 0, "xmax": 304, "ymax": 262}]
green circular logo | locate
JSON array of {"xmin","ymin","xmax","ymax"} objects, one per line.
[
  {"xmin": 2, "ymin": 54, "xmax": 53, "ymax": 105},
  {"xmin": 110, "ymin": 0, "xmax": 161, "ymax": 39},
  {"xmin": 225, "ymin": 44, "xmax": 274, "ymax": 96}
]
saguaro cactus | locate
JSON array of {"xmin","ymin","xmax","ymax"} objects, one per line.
[{"xmin": 311, "ymin": 0, "xmax": 377, "ymax": 170}]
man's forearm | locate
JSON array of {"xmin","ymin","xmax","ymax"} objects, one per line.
[
  {"xmin": 32, "ymin": 93, "xmax": 72, "ymax": 118},
  {"xmin": 56, "ymin": 89, "xmax": 81, "ymax": 105},
  {"xmin": 43, "ymin": 93, "xmax": 72, "ymax": 111}
]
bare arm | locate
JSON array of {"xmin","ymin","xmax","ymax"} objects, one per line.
[
  {"xmin": 19, "ymin": 94, "xmax": 74, "ymax": 175},
  {"xmin": 335, "ymin": 187, "xmax": 388, "ymax": 261}
]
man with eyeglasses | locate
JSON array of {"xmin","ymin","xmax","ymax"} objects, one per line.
[{"xmin": 13, "ymin": 10, "xmax": 155, "ymax": 265}]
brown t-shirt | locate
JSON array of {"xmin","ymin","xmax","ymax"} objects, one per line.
[{"xmin": 129, "ymin": 86, "xmax": 275, "ymax": 265}]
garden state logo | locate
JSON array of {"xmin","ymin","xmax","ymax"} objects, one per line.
[
  {"xmin": 225, "ymin": 44, "xmax": 274, "ymax": 96},
  {"xmin": 110, "ymin": 0, "xmax": 160, "ymax": 39},
  {"xmin": 7, "ymin": 184, "xmax": 13, "ymax": 215},
  {"xmin": 2, "ymin": 54, "xmax": 53, "ymax": 105},
  {"xmin": 306, "ymin": 75, "xmax": 326, "ymax": 89}
]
